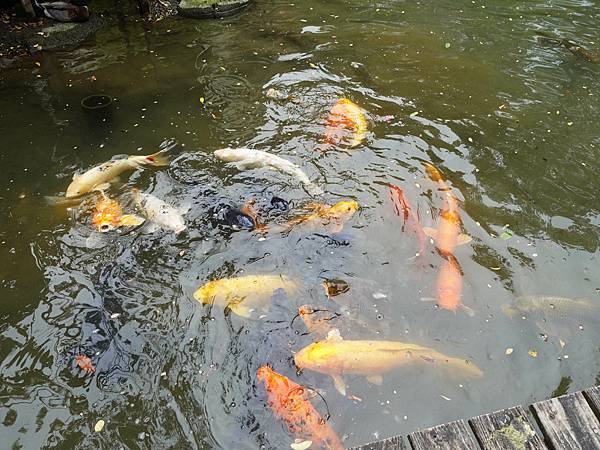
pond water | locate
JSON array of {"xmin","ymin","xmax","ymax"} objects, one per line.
[{"xmin": 2, "ymin": 0, "xmax": 600, "ymax": 448}]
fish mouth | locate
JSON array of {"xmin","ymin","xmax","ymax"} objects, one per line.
[{"xmin": 98, "ymin": 223, "xmax": 114, "ymax": 233}]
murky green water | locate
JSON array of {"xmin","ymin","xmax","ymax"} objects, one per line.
[{"xmin": 2, "ymin": 1, "xmax": 600, "ymax": 448}]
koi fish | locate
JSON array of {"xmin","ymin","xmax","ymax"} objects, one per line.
[
  {"xmin": 435, "ymin": 255, "xmax": 473, "ymax": 316},
  {"xmin": 132, "ymin": 189, "xmax": 187, "ymax": 234},
  {"xmin": 65, "ymin": 149, "xmax": 170, "ymax": 198},
  {"xmin": 387, "ymin": 183, "xmax": 426, "ymax": 257},
  {"xmin": 193, "ymin": 275, "xmax": 298, "ymax": 318},
  {"xmin": 324, "ymin": 98, "xmax": 368, "ymax": 148},
  {"xmin": 501, "ymin": 295, "xmax": 599, "ymax": 319},
  {"xmin": 91, "ymin": 193, "xmax": 145, "ymax": 233},
  {"xmin": 422, "ymin": 163, "xmax": 472, "ymax": 314},
  {"xmin": 286, "ymin": 201, "xmax": 358, "ymax": 233},
  {"xmin": 537, "ymin": 33, "xmax": 599, "ymax": 64},
  {"xmin": 214, "ymin": 148, "xmax": 323, "ymax": 196},
  {"xmin": 294, "ymin": 329, "xmax": 482, "ymax": 396},
  {"xmin": 75, "ymin": 355, "xmax": 95, "ymax": 373},
  {"xmin": 256, "ymin": 366, "xmax": 343, "ymax": 450}
]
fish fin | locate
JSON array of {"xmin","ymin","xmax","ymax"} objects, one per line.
[
  {"xmin": 227, "ymin": 160, "xmax": 257, "ymax": 171},
  {"xmin": 461, "ymin": 304, "xmax": 475, "ymax": 317},
  {"xmin": 303, "ymin": 202, "xmax": 326, "ymax": 212},
  {"xmin": 228, "ymin": 303, "xmax": 253, "ymax": 318},
  {"xmin": 93, "ymin": 183, "xmax": 111, "ymax": 193},
  {"xmin": 423, "ymin": 227, "xmax": 437, "ymax": 240},
  {"xmin": 144, "ymin": 149, "xmax": 171, "ymax": 167},
  {"xmin": 290, "ymin": 440, "xmax": 313, "ymax": 450},
  {"xmin": 331, "ymin": 374, "xmax": 346, "ymax": 396},
  {"xmin": 305, "ymin": 183, "xmax": 324, "ymax": 197},
  {"xmin": 420, "ymin": 297, "xmax": 437, "ymax": 303},
  {"xmin": 178, "ymin": 204, "xmax": 191, "ymax": 215},
  {"xmin": 500, "ymin": 304, "xmax": 517, "ymax": 319},
  {"xmin": 457, "ymin": 233, "xmax": 472, "ymax": 246},
  {"xmin": 366, "ymin": 374, "xmax": 383, "ymax": 385},
  {"xmin": 119, "ymin": 214, "xmax": 145, "ymax": 227},
  {"xmin": 326, "ymin": 328, "xmax": 343, "ymax": 341}
]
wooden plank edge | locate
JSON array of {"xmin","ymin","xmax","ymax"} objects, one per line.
[{"xmin": 346, "ymin": 433, "xmax": 406, "ymax": 450}]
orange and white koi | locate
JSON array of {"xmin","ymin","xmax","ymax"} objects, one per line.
[
  {"xmin": 294, "ymin": 329, "xmax": 482, "ymax": 396},
  {"xmin": 287, "ymin": 200, "xmax": 358, "ymax": 233},
  {"xmin": 323, "ymin": 98, "xmax": 368, "ymax": 148},
  {"xmin": 91, "ymin": 193, "xmax": 144, "ymax": 233},
  {"xmin": 256, "ymin": 366, "xmax": 343, "ymax": 450},
  {"xmin": 66, "ymin": 149, "xmax": 170, "ymax": 198}
]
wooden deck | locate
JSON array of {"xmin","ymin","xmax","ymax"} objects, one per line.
[{"xmin": 348, "ymin": 386, "xmax": 600, "ymax": 450}]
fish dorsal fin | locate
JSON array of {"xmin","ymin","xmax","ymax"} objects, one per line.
[
  {"xmin": 227, "ymin": 302, "xmax": 253, "ymax": 318},
  {"xmin": 461, "ymin": 304, "xmax": 475, "ymax": 317},
  {"xmin": 326, "ymin": 328, "xmax": 343, "ymax": 341},
  {"xmin": 423, "ymin": 226, "xmax": 438, "ymax": 240},
  {"xmin": 303, "ymin": 202, "xmax": 327, "ymax": 212},
  {"xmin": 457, "ymin": 233, "xmax": 472, "ymax": 246},
  {"xmin": 331, "ymin": 374, "xmax": 346, "ymax": 396},
  {"xmin": 366, "ymin": 374, "xmax": 383, "ymax": 385}
]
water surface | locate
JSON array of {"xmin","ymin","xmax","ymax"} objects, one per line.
[{"xmin": 1, "ymin": 1, "xmax": 600, "ymax": 448}]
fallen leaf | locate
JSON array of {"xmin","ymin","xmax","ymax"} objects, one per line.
[
  {"xmin": 94, "ymin": 419, "xmax": 105, "ymax": 432},
  {"xmin": 528, "ymin": 349, "xmax": 538, "ymax": 358},
  {"xmin": 559, "ymin": 340, "xmax": 566, "ymax": 348},
  {"xmin": 505, "ymin": 347, "xmax": 513, "ymax": 355},
  {"xmin": 199, "ymin": 97, "xmax": 205, "ymax": 104},
  {"xmin": 500, "ymin": 230, "xmax": 514, "ymax": 240}
]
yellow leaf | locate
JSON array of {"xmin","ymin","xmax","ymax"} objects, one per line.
[
  {"xmin": 94, "ymin": 419, "xmax": 105, "ymax": 432},
  {"xmin": 528, "ymin": 349, "xmax": 538, "ymax": 358},
  {"xmin": 199, "ymin": 97, "xmax": 205, "ymax": 104},
  {"xmin": 505, "ymin": 348, "xmax": 513, "ymax": 355}
]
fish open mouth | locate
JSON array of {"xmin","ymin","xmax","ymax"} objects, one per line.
[{"xmin": 99, "ymin": 223, "xmax": 114, "ymax": 233}]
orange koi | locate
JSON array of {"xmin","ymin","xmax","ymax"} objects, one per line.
[
  {"xmin": 323, "ymin": 98, "xmax": 367, "ymax": 148},
  {"xmin": 256, "ymin": 366, "xmax": 343, "ymax": 450},
  {"xmin": 422, "ymin": 163, "xmax": 473, "ymax": 314},
  {"xmin": 387, "ymin": 183, "xmax": 426, "ymax": 257},
  {"xmin": 91, "ymin": 193, "xmax": 144, "ymax": 233},
  {"xmin": 287, "ymin": 200, "xmax": 358, "ymax": 233},
  {"xmin": 75, "ymin": 355, "xmax": 95, "ymax": 373}
]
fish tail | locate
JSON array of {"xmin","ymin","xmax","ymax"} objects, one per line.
[
  {"xmin": 144, "ymin": 149, "xmax": 171, "ymax": 167},
  {"xmin": 44, "ymin": 195, "xmax": 83, "ymax": 207}
]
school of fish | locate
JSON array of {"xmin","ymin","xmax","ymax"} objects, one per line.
[{"xmin": 47, "ymin": 93, "xmax": 594, "ymax": 449}]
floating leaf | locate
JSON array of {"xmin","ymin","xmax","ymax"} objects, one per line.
[
  {"xmin": 199, "ymin": 97, "xmax": 205, "ymax": 105},
  {"xmin": 500, "ymin": 230, "xmax": 514, "ymax": 240},
  {"xmin": 94, "ymin": 419, "xmax": 105, "ymax": 432},
  {"xmin": 528, "ymin": 349, "xmax": 538, "ymax": 358},
  {"xmin": 505, "ymin": 348, "xmax": 513, "ymax": 355}
]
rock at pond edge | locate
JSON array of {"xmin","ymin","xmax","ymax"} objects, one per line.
[{"xmin": 177, "ymin": 0, "xmax": 251, "ymax": 19}]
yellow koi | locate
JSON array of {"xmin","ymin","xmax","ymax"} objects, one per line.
[
  {"xmin": 294, "ymin": 330, "xmax": 482, "ymax": 396},
  {"xmin": 193, "ymin": 275, "xmax": 298, "ymax": 318}
]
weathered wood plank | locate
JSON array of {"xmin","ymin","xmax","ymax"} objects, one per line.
[
  {"xmin": 469, "ymin": 405, "xmax": 547, "ymax": 450},
  {"xmin": 584, "ymin": 386, "xmax": 600, "ymax": 419},
  {"xmin": 531, "ymin": 391, "xmax": 600, "ymax": 449},
  {"xmin": 347, "ymin": 435, "xmax": 406, "ymax": 450},
  {"xmin": 408, "ymin": 420, "xmax": 479, "ymax": 450}
]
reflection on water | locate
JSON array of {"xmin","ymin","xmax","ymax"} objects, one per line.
[{"xmin": 1, "ymin": 0, "xmax": 600, "ymax": 448}]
